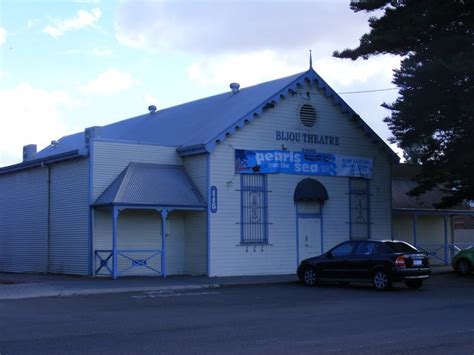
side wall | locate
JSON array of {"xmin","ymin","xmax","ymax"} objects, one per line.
[
  {"xmin": 49, "ymin": 158, "xmax": 90, "ymax": 275},
  {"xmin": 183, "ymin": 154, "xmax": 208, "ymax": 275},
  {"xmin": 0, "ymin": 167, "xmax": 49, "ymax": 272},
  {"xmin": 209, "ymin": 83, "xmax": 392, "ymax": 276}
]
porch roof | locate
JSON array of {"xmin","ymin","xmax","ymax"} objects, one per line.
[{"xmin": 93, "ymin": 163, "xmax": 206, "ymax": 209}]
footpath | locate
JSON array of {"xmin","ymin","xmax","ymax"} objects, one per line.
[{"xmin": 0, "ymin": 266, "xmax": 452, "ymax": 301}]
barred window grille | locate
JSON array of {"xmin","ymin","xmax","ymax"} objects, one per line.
[
  {"xmin": 241, "ymin": 174, "xmax": 268, "ymax": 245},
  {"xmin": 349, "ymin": 178, "xmax": 370, "ymax": 240}
]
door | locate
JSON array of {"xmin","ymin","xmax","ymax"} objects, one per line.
[{"xmin": 298, "ymin": 217, "xmax": 321, "ymax": 262}]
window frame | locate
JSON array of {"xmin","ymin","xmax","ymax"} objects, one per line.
[
  {"xmin": 240, "ymin": 174, "xmax": 269, "ymax": 245},
  {"xmin": 349, "ymin": 177, "xmax": 371, "ymax": 240}
]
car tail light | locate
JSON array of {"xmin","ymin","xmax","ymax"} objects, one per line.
[{"xmin": 395, "ymin": 255, "xmax": 406, "ymax": 268}]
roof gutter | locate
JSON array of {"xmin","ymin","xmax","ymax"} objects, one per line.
[
  {"xmin": 176, "ymin": 144, "xmax": 208, "ymax": 157},
  {"xmin": 0, "ymin": 150, "xmax": 87, "ymax": 175}
]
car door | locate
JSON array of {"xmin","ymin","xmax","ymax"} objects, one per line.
[
  {"xmin": 351, "ymin": 242, "xmax": 379, "ymax": 280},
  {"xmin": 320, "ymin": 241, "xmax": 357, "ymax": 280}
]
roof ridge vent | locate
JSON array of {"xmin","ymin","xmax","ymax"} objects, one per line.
[
  {"xmin": 230, "ymin": 82, "xmax": 240, "ymax": 94},
  {"xmin": 148, "ymin": 105, "xmax": 157, "ymax": 114}
]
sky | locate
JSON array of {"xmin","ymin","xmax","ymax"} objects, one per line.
[{"xmin": 0, "ymin": 0, "xmax": 402, "ymax": 167}]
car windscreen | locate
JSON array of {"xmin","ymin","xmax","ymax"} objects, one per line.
[{"xmin": 384, "ymin": 241, "xmax": 418, "ymax": 253}]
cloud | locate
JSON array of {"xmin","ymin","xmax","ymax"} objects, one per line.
[
  {"xmin": 91, "ymin": 47, "xmax": 112, "ymax": 56},
  {"xmin": 115, "ymin": 0, "xmax": 369, "ymax": 55},
  {"xmin": 80, "ymin": 69, "xmax": 136, "ymax": 94},
  {"xmin": 187, "ymin": 50, "xmax": 300, "ymax": 88},
  {"xmin": 0, "ymin": 27, "xmax": 6, "ymax": 46},
  {"xmin": 0, "ymin": 83, "xmax": 76, "ymax": 166},
  {"xmin": 43, "ymin": 8, "xmax": 101, "ymax": 38},
  {"xmin": 186, "ymin": 50, "xmax": 400, "ymax": 89}
]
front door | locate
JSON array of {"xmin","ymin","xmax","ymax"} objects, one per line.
[{"xmin": 298, "ymin": 217, "xmax": 321, "ymax": 262}]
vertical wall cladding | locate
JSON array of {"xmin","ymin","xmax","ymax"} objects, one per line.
[
  {"xmin": 183, "ymin": 154, "xmax": 208, "ymax": 275},
  {"xmin": 49, "ymin": 158, "xmax": 89, "ymax": 275},
  {"xmin": 183, "ymin": 154, "xmax": 208, "ymax": 202},
  {"xmin": 94, "ymin": 209, "xmax": 187, "ymax": 275},
  {"xmin": 92, "ymin": 141, "xmax": 182, "ymax": 201},
  {"xmin": 209, "ymin": 83, "xmax": 393, "ymax": 276},
  {"xmin": 0, "ymin": 167, "xmax": 48, "ymax": 272}
]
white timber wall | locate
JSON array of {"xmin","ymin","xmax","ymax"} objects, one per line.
[
  {"xmin": 0, "ymin": 167, "xmax": 48, "ymax": 272},
  {"xmin": 49, "ymin": 158, "xmax": 90, "ymax": 275},
  {"xmin": 209, "ymin": 82, "xmax": 392, "ymax": 276},
  {"xmin": 94, "ymin": 209, "xmax": 189, "ymax": 275},
  {"xmin": 183, "ymin": 154, "xmax": 208, "ymax": 275},
  {"xmin": 92, "ymin": 140, "xmax": 182, "ymax": 201}
]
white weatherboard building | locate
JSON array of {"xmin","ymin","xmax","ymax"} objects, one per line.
[{"xmin": 0, "ymin": 66, "xmax": 399, "ymax": 278}]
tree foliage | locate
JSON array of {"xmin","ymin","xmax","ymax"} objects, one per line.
[{"xmin": 334, "ymin": 0, "xmax": 474, "ymax": 207}]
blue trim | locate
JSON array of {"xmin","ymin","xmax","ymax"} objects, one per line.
[
  {"xmin": 240, "ymin": 174, "xmax": 244, "ymax": 245},
  {"xmin": 263, "ymin": 174, "xmax": 269, "ymax": 244},
  {"xmin": 0, "ymin": 150, "xmax": 85, "ymax": 175},
  {"xmin": 94, "ymin": 203, "xmax": 206, "ymax": 209},
  {"xmin": 112, "ymin": 206, "xmax": 119, "ymax": 279},
  {"xmin": 295, "ymin": 204, "xmax": 299, "ymax": 267},
  {"xmin": 295, "ymin": 199, "xmax": 324, "ymax": 264},
  {"xmin": 348, "ymin": 178, "xmax": 352, "ymax": 240},
  {"xmin": 200, "ymin": 68, "xmax": 399, "ymax": 162},
  {"xmin": 320, "ymin": 202, "xmax": 324, "ymax": 253},
  {"xmin": 87, "ymin": 140, "xmax": 94, "ymax": 276},
  {"xmin": 206, "ymin": 153, "xmax": 211, "ymax": 276},
  {"xmin": 367, "ymin": 179, "xmax": 371, "ymax": 239},
  {"xmin": 160, "ymin": 209, "xmax": 168, "ymax": 277}
]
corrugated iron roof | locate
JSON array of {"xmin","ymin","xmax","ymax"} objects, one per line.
[
  {"xmin": 392, "ymin": 164, "xmax": 471, "ymax": 211},
  {"xmin": 35, "ymin": 68, "xmax": 398, "ymax": 161},
  {"xmin": 94, "ymin": 163, "xmax": 206, "ymax": 208}
]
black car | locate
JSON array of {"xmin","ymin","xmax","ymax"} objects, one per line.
[{"xmin": 297, "ymin": 240, "xmax": 431, "ymax": 290}]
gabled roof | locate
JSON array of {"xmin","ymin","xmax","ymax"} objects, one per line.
[
  {"xmin": 94, "ymin": 163, "xmax": 206, "ymax": 209},
  {"xmin": 34, "ymin": 68, "xmax": 398, "ymax": 161}
]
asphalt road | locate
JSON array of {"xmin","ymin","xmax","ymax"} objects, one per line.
[{"xmin": 0, "ymin": 273, "xmax": 473, "ymax": 355}]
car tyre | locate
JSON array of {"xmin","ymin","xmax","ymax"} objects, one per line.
[
  {"xmin": 372, "ymin": 270, "xmax": 392, "ymax": 290},
  {"xmin": 406, "ymin": 280, "xmax": 423, "ymax": 289},
  {"xmin": 456, "ymin": 259, "xmax": 472, "ymax": 276},
  {"xmin": 302, "ymin": 267, "xmax": 319, "ymax": 287}
]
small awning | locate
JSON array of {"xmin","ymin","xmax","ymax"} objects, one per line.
[
  {"xmin": 294, "ymin": 178, "xmax": 329, "ymax": 203},
  {"xmin": 94, "ymin": 163, "xmax": 206, "ymax": 209}
]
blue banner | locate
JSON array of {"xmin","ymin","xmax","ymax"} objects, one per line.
[{"xmin": 235, "ymin": 149, "xmax": 372, "ymax": 179}]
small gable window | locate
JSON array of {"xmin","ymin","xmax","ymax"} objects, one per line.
[{"xmin": 299, "ymin": 104, "xmax": 317, "ymax": 127}]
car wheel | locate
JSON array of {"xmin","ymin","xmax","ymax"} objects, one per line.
[
  {"xmin": 302, "ymin": 267, "xmax": 319, "ymax": 287},
  {"xmin": 406, "ymin": 280, "xmax": 423, "ymax": 289},
  {"xmin": 372, "ymin": 270, "xmax": 392, "ymax": 290},
  {"xmin": 456, "ymin": 259, "xmax": 472, "ymax": 276}
]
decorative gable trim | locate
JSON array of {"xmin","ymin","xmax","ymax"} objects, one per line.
[{"xmin": 178, "ymin": 69, "xmax": 399, "ymax": 162}]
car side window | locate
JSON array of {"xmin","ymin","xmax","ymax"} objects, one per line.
[
  {"xmin": 331, "ymin": 242, "xmax": 356, "ymax": 257},
  {"xmin": 355, "ymin": 242, "xmax": 377, "ymax": 256},
  {"xmin": 374, "ymin": 243, "xmax": 392, "ymax": 255}
]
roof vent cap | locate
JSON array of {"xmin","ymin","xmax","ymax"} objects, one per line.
[
  {"xmin": 51, "ymin": 140, "xmax": 59, "ymax": 147},
  {"xmin": 148, "ymin": 105, "xmax": 157, "ymax": 113},
  {"xmin": 230, "ymin": 82, "xmax": 240, "ymax": 94}
]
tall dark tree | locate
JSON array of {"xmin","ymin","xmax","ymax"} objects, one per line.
[{"xmin": 334, "ymin": 0, "xmax": 474, "ymax": 207}]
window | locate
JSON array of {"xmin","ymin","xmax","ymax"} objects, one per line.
[
  {"xmin": 241, "ymin": 174, "xmax": 268, "ymax": 245},
  {"xmin": 385, "ymin": 241, "xmax": 418, "ymax": 253},
  {"xmin": 349, "ymin": 178, "xmax": 370, "ymax": 240},
  {"xmin": 331, "ymin": 242, "xmax": 357, "ymax": 257},
  {"xmin": 355, "ymin": 242, "xmax": 378, "ymax": 256}
]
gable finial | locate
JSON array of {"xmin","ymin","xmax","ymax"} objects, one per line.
[{"xmin": 309, "ymin": 49, "xmax": 313, "ymax": 70}]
